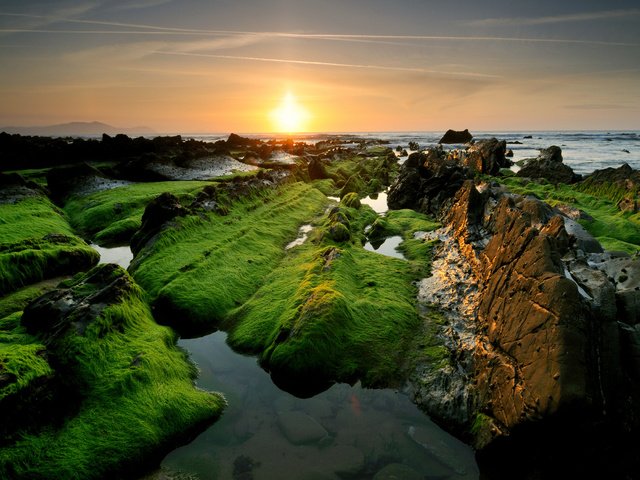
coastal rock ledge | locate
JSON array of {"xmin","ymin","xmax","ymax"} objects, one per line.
[{"xmin": 390, "ymin": 146, "xmax": 640, "ymax": 478}]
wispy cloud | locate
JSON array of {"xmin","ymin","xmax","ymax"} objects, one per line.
[
  {"xmin": 1, "ymin": 13, "xmax": 638, "ymax": 47},
  {"xmin": 112, "ymin": 0, "xmax": 173, "ymax": 11},
  {"xmin": 153, "ymin": 51, "xmax": 500, "ymax": 79},
  {"xmin": 469, "ymin": 8, "xmax": 640, "ymax": 27},
  {"xmin": 564, "ymin": 103, "xmax": 635, "ymax": 110}
]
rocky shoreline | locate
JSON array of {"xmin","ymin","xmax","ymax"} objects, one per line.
[{"xmin": 1, "ymin": 132, "xmax": 639, "ymax": 478}]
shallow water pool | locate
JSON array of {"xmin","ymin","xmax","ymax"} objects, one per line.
[{"xmin": 152, "ymin": 332, "xmax": 479, "ymax": 479}]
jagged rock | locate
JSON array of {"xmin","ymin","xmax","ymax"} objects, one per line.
[
  {"xmin": 505, "ymin": 149, "xmax": 514, "ymax": 157},
  {"xmin": 516, "ymin": 146, "xmax": 580, "ymax": 184},
  {"xmin": 308, "ymin": 157, "xmax": 330, "ymax": 180},
  {"xmin": 226, "ymin": 133, "xmax": 261, "ymax": 149},
  {"xmin": 439, "ymin": 129, "xmax": 473, "ymax": 144},
  {"xmin": 130, "ymin": 192, "xmax": 188, "ymax": 255},
  {"xmin": 22, "ymin": 263, "xmax": 135, "ymax": 338},
  {"xmin": 387, "ymin": 147, "xmax": 470, "ymax": 216},
  {"xmin": 393, "ymin": 162, "xmax": 639, "ymax": 470},
  {"xmin": 578, "ymin": 163, "xmax": 640, "ymax": 213},
  {"xmin": 461, "ymin": 138, "xmax": 512, "ymax": 175}
]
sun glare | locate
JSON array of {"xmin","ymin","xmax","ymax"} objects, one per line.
[{"xmin": 270, "ymin": 92, "xmax": 309, "ymax": 133}]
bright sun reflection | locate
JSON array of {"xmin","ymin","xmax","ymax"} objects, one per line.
[{"xmin": 270, "ymin": 92, "xmax": 309, "ymax": 133}]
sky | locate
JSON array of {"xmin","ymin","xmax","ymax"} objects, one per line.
[{"xmin": 0, "ymin": 0, "xmax": 639, "ymax": 133}]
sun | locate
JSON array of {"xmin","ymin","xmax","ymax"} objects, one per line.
[{"xmin": 270, "ymin": 92, "xmax": 309, "ymax": 133}]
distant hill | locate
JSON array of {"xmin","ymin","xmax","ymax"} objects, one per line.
[{"xmin": 1, "ymin": 121, "xmax": 156, "ymax": 137}]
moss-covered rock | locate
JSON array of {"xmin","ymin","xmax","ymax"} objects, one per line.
[
  {"xmin": 0, "ymin": 264, "xmax": 225, "ymax": 479},
  {"xmin": 130, "ymin": 180, "xmax": 330, "ymax": 335},
  {"xmin": 63, "ymin": 180, "xmax": 213, "ymax": 245},
  {"xmin": 0, "ymin": 180, "xmax": 98, "ymax": 295}
]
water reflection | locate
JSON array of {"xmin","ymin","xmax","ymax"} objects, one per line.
[
  {"xmin": 158, "ymin": 332, "xmax": 478, "ymax": 479},
  {"xmin": 364, "ymin": 235, "xmax": 406, "ymax": 260},
  {"xmin": 360, "ymin": 191, "xmax": 388, "ymax": 214},
  {"xmin": 90, "ymin": 244, "xmax": 133, "ymax": 269}
]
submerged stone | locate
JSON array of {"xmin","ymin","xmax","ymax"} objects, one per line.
[{"xmin": 277, "ymin": 411, "xmax": 328, "ymax": 445}]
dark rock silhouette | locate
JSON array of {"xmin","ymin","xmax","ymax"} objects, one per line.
[
  {"xmin": 439, "ymin": 129, "xmax": 473, "ymax": 144},
  {"xmin": 517, "ymin": 146, "xmax": 580, "ymax": 184}
]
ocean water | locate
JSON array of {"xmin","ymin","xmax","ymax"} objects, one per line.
[{"xmin": 186, "ymin": 131, "xmax": 640, "ymax": 176}]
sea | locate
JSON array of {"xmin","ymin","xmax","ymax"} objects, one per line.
[{"xmin": 181, "ymin": 131, "xmax": 640, "ymax": 176}]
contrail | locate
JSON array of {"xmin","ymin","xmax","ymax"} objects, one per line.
[
  {"xmin": 1, "ymin": 12, "xmax": 638, "ymax": 47},
  {"xmin": 153, "ymin": 51, "xmax": 502, "ymax": 79}
]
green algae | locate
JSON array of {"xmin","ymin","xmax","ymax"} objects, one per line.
[
  {"xmin": 500, "ymin": 177, "xmax": 640, "ymax": 254},
  {"xmin": 227, "ymin": 243, "xmax": 423, "ymax": 391},
  {"xmin": 130, "ymin": 181, "xmax": 331, "ymax": 334},
  {"xmin": 0, "ymin": 196, "xmax": 98, "ymax": 295},
  {"xmin": 63, "ymin": 180, "xmax": 214, "ymax": 245},
  {"xmin": 225, "ymin": 202, "xmax": 440, "ymax": 392},
  {"xmin": 0, "ymin": 265, "xmax": 225, "ymax": 480},
  {"xmin": 0, "ymin": 278, "xmax": 62, "ymax": 319},
  {"xmin": 128, "ymin": 175, "xmax": 441, "ymax": 391}
]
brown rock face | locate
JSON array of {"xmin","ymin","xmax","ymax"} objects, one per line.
[
  {"xmin": 390, "ymin": 158, "xmax": 640, "ymax": 474},
  {"xmin": 461, "ymin": 138, "xmax": 511, "ymax": 175},
  {"xmin": 444, "ymin": 184, "xmax": 623, "ymax": 443}
]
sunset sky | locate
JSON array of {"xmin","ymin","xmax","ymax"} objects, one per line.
[{"xmin": 1, "ymin": 1, "xmax": 639, "ymax": 133}]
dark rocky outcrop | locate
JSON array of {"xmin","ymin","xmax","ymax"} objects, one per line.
[
  {"xmin": 389, "ymin": 153, "xmax": 640, "ymax": 475},
  {"xmin": 226, "ymin": 133, "xmax": 261, "ymax": 149},
  {"xmin": 47, "ymin": 162, "xmax": 124, "ymax": 202},
  {"xmin": 439, "ymin": 129, "xmax": 473, "ymax": 144},
  {"xmin": 387, "ymin": 147, "xmax": 469, "ymax": 216},
  {"xmin": 516, "ymin": 146, "xmax": 581, "ymax": 184},
  {"xmin": 130, "ymin": 192, "xmax": 188, "ymax": 256},
  {"xmin": 460, "ymin": 138, "xmax": 511, "ymax": 175},
  {"xmin": 577, "ymin": 163, "xmax": 640, "ymax": 213},
  {"xmin": 308, "ymin": 157, "xmax": 330, "ymax": 180},
  {"xmin": 0, "ymin": 172, "xmax": 46, "ymax": 203}
]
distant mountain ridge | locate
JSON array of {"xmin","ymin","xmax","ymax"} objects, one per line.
[{"xmin": 1, "ymin": 121, "xmax": 156, "ymax": 137}]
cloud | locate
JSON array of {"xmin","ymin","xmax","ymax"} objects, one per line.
[
  {"xmin": 152, "ymin": 51, "xmax": 501, "ymax": 80},
  {"xmin": 469, "ymin": 8, "xmax": 640, "ymax": 27},
  {"xmin": 1, "ymin": 13, "xmax": 637, "ymax": 47},
  {"xmin": 564, "ymin": 103, "xmax": 635, "ymax": 110},
  {"xmin": 111, "ymin": 0, "xmax": 173, "ymax": 11}
]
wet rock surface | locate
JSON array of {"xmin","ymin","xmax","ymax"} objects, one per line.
[
  {"xmin": 0, "ymin": 172, "xmax": 47, "ymax": 203},
  {"xmin": 516, "ymin": 145, "xmax": 581, "ymax": 184},
  {"xmin": 389, "ymin": 148, "xmax": 640, "ymax": 472}
]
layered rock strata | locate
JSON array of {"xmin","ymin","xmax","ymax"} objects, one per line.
[{"xmin": 390, "ymin": 146, "xmax": 640, "ymax": 473}]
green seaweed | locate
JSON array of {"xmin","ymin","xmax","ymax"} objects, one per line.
[
  {"xmin": 0, "ymin": 278, "xmax": 62, "ymax": 319},
  {"xmin": 0, "ymin": 266, "xmax": 225, "ymax": 479},
  {"xmin": 500, "ymin": 177, "xmax": 640, "ymax": 254},
  {"xmin": 0, "ymin": 196, "xmax": 98, "ymax": 295},
  {"xmin": 63, "ymin": 180, "xmax": 214, "ymax": 245},
  {"xmin": 227, "ymin": 243, "xmax": 423, "ymax": 389},
  {"xmin": 130, "ymin": 182, "xmax": 331, "ymax": 333}
]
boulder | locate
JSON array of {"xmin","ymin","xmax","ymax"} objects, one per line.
[
  {"xmin": 308, "ymin": 157, "xmax": 330, "ymax": 180},
  {"xmin": 516, "ymin": 146, "xmax": 580, "ymax": 184},
  {"xmin": 130, "ymin": 192, "xmax": 188, "ymax": 255},
  {"xmin": 439, "ymin": 129, "xmax": 473, "ymax": 144},
  {"xmin": 577, "ymin": 163, "xmax": 640, "ymax": 213},
  {"xmin": 387, "ymin": 146, "xmax": 470, "ymax": 216},
  {"xmin": 277, "ymin": 411, "xmax": 328, "ymax": 445},
  {"xmin": 461, "ymin": 138, "xmax": 512, "ymax": 175}
]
